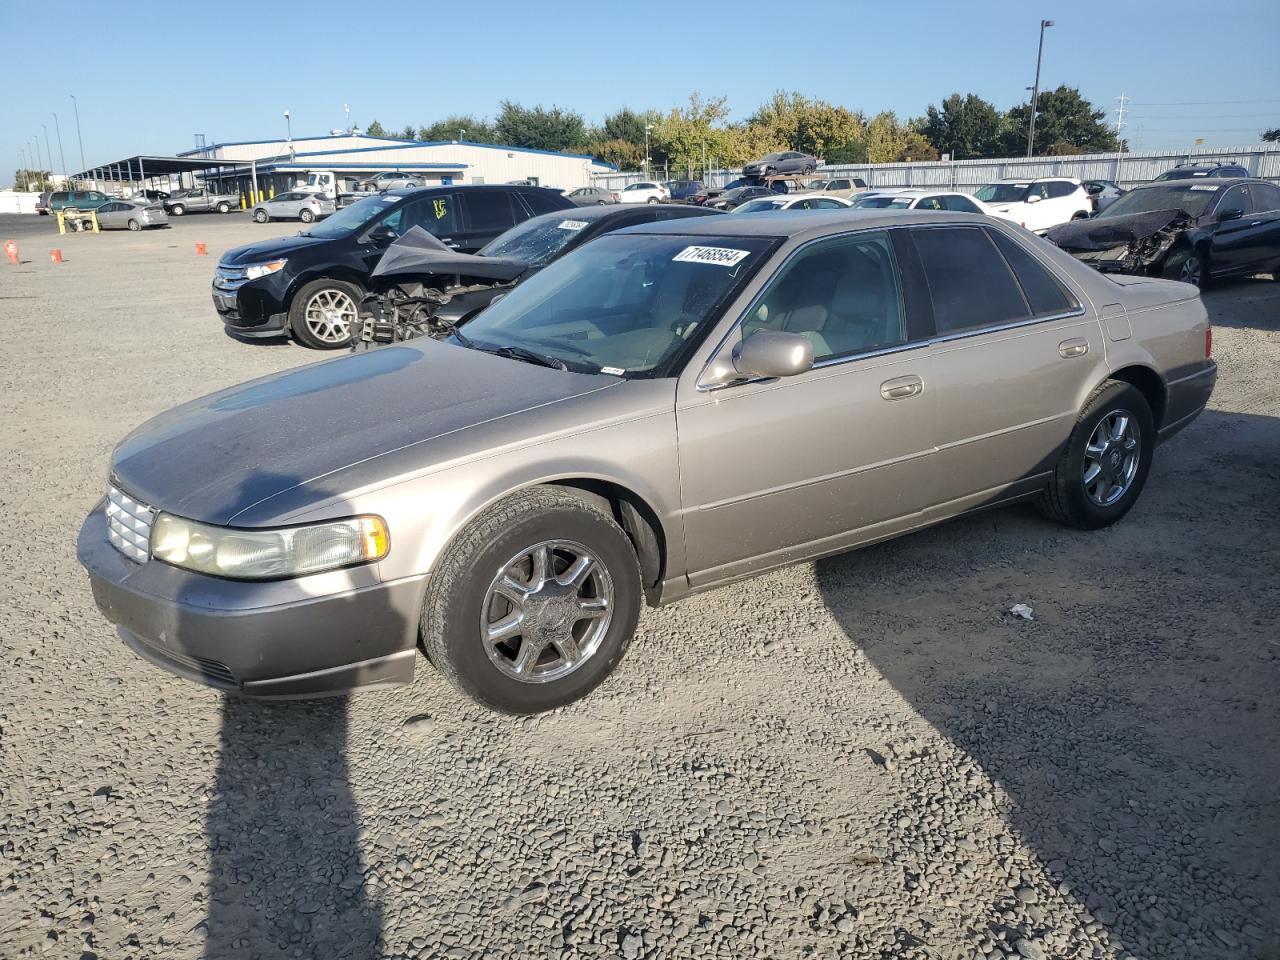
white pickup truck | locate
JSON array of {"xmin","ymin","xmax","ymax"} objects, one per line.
[{"xmin": 297, "ymin": 170, "xmax": 427, "ymax": 207}]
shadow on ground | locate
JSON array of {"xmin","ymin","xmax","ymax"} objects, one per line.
[{"xmin": 815, "ymin": 409, "xmax": 1280, "ymax": 957}]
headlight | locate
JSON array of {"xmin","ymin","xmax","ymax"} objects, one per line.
[
  {"xmin": 151, "ymin": 513, "xmax": 388, "ymax": 580},
  {"xmin": 244, "ymin": 259, "xmax": 287, "ymax": 280}
]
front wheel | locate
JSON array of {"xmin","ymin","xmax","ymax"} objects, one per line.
[
  {"xmin": 1163, "ymin": 247, "xmax": 1208, "ymax": 288},
  {"xmin": 170, "ymin": 204, "xmax": 185, "ymax": 216},
  {"xmin": 1038, "ymin": 379, "xmax": 1154, "ymax": 530},
  {"xmin": 289, "ymin": 278, "xmax": 362, "ymax": 349},
  {"xmin": 421, "ymin": 487, "xmax": 642, "ymax": 714},
  {"xmin": 253, "ymin": 209, "xmax": 269, "ymax": 223}
]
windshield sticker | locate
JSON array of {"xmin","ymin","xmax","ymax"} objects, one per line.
[
  {"xmin": 673, "ymin": 245, "xmax": 751, "ymax": 267},
  {"xmin": 558, "ymin": 219, "xmax": 588, "ymax": 231},
  {"xmin": 1189, "ymin": 185, "xmax": 1218, "ymax": 191},
  {"xmin": 600, "ymin": 366, "xmax": 626, "ymax": 376},
  {"xmin": 433, "ymin": 198, "xmax": 449, "ymax": 220},
  {"xmin": 380, "ymin": 196, "xmax": 398, "ymax": 202}
]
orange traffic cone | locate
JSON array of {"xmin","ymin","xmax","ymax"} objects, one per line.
[
  {"xmin": 3, "ymin": 240, "xmax": 17, "ymax": 264},
  {"xmin": 50, "ymin": 249, "xmax": 63, "ymax": 264},
  {"xmin": 195, "ymin": 242, "xmax": 207, "ymax": 256}
]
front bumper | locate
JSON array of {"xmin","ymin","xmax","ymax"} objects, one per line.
[
  {"xmin": 77, "ymin": 505, "xmax": 426, "ymax": 698},
  {"xmin": 212, "ymin": 268, "xmax": 291, "ymax": 333}
]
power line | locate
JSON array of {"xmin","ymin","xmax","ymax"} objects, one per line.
[
  {"xmin": 1127, "ymin": 113, "xmax": 1277, "ymax": 119},
  {"xmin": 1129, "ymin": 98, "xmax": 1280, "ymax": 106}
]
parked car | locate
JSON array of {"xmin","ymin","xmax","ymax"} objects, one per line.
[
  {"xmin": 358, "ymin": 202, "xmax": 723, "ymax": 345},
  {"xmin": 803, "ymin": 177, "xmax": 868, "ymax": 199},
  {"xmin": 1083, "ymin": 179, "xmax": 1125, "ymax": 214},
  {"xmin": 35, "ymin": 191, "xmax": 52, "ymax": 215},
  {"xmin": 665, "ymin": 180, "xmax": 704, "ymax": 201},
  {"xmin": 46, "ymin": 189, "xmax": 110, "ymax": 214},
  {"xmin": 690, "ymin": 178, "xmax": 746, "ymax": 205},
  {"xmin": 132, "ymin": 189, "xmax": 171, "ymax": 203},
  {"xmin": 618, "ymin": 182, "xmax": 669, "ymax": 204},
  {"xmin": 743, "ymin": 151, "xmax": 819, "ymax": 177},
  {"xmin": 94, "ymin": 199, "xmax": 169, "ymax": 231},
  {"xmin": 707, "ymin": 185, "xmax": 779, "ymax": 211},
  {"xmin": 731, "ymin": 193, "xmax": 853, "ymax": 213},
  {"xmin": 1154, "ymin": 161, "xmax": 1250, "ymax": 182},
  {"xmin": 79, "ymin": 211, "xmax": 1216, "ymax": 714},
  {"xmin": 973, "ymin": 177, "xmax": 1092, "ymax": 233},
  {"xmin": 565, "ymin": 186, "xmax": 618, "ymax": 206},
  {"xmin": 165, "ymin": 187, "xmax": 238, "ymax": 216},
  {"xmin": 851, "ymin": 189, "xmax": 992, "ymax": 214},
  {"xmin": 252, "ymin": 191, "xmax": 336, "ymax": 224},
  {"xmin": 213, "ymin": 184, "xmax": 574, "ymax": 348},
  {"xmin": 1045, "ymin": 177, "xmax": 1280, "ymax": 287}
]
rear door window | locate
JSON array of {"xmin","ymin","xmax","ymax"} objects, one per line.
[
  {"xmin": 1251, "ymin": 182, "xmax": 1280, "ymax": 212},
  {"xmin": 909, "ymin": 226, "xmax": 1030, "ymax": 334},
  {"xmin": 464, "ymin": 190, "xmax": 519, "ymax": 233},
  {"xmin": 942, "ymin": 195, "xmax": 981, "ymax": 213},
  {"xmin": 520, "ymin": 189, "xmax": 566, "ymax": 216},
  {"xmin": 1045, "ymin": 181, "xmax": 1076, "ymax": 199},
  {"xmin": 987, "ymin": 229, "xmax": 1078, "ymax": 317}
]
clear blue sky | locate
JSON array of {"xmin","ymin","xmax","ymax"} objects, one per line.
[{"xmin": 5, "ymin": 0, "xmax": 1278, "ymax": 179}]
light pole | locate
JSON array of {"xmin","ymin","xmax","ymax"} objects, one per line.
[
  {"xmin": 70, "ymin": 95, "xmax": 86, "ymax": 176},
  {"xmin": 283, "ymin": 109, "xmax": 292, "ymax": 143},
  {"xmin": 644, "ymin": 123, "xmax": 654, "ymax": 179},
  {"xmin": 18, "ymin": 147, "xmax": 28, "ymax": 190},
  {"xmin": 1026, "ymin": 19, "xmax": 1054, "ymax": 157},
  {"xmin": 51, "ymin": 115, "xmax": 67, "ymax": 184},
  {"xmin": 43, "ymin": 124, "xmax": 53, "ymax": 180}
]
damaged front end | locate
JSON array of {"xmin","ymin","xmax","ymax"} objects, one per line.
[
  {"xmin": 1045, "ymin": 209, "xmax": 1192, "ymax": 276},
  {"xmin": 352, "ymin": 226, "xmax": 530, "ymax": 352}
]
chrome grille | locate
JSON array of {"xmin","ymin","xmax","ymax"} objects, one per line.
[
  {"xmin": 213, "ymin": 264, "xmax": 249, "ymax": 293},
  {"xmin": 106, "ymin": 482, "xmax": 155, "ymax": 563}
]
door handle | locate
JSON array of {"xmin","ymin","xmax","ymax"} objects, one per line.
[
  {"xmin": 880, "ymin": 375, "xmax": 923, "ymax": 400},
  {"xmin": 1058, "ymin": 338, "xmax": 1089, "ymax": 359}
]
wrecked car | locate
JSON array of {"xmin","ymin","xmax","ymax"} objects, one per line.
[
  {"xmin": 1045, "ymin": 177, "xmax": 1280, "ymax": 287},
  {"xmin": 353, "ymin": 203, "xmax": 722, "ymax": 348}
]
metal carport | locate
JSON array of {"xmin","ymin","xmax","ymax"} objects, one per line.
[{"xmin": 70, "ymin": 155, "xmax": 249, "ymax": 198}]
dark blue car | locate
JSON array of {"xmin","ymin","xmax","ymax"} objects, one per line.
[{"xmin": 665, "ymin": 179, "xmax": 704, "ymax": 201}]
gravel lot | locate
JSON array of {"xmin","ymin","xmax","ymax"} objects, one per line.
[{"xmin": 1, "ymin": 213, "xmax": 1277, "ymax": 960}]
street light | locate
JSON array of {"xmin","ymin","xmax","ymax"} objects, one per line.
[
  {"xmin": 70, "ymin": 94, "xmax": 86, "ymax": 176},
  {"xmin": 283, "ymin": 109, "xmax": 292, "ymax": 143},
  {"xmin": 1026, "ymin": 19, "xmax": 1054, "ymax": 157},
  {"xmin": 644, "ymin": 123, "xmax": 655, "ymax": 179}
]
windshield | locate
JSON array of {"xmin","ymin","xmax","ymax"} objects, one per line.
[
  {"xmin": 806, "ymin": 180, "xmax": 828, "ymax": 191},
  {"xmin": 1096, "ymin": 184, "xmax": 1219, "ymax": 219},
  {"xmin": 852, "ymin": 195, "xmax": 913, "ymax": 209},
  {"xmin": 478, "ymin": 214, "xmax": 592, "ymax": 266},
  {"xmin": 974, "ymin": 183, "xmax": 1030, "ymax": 204},
  {"xmin": 455, "ymin": 233, "xmax": 776, "ymax": 377},
  {"xmin": 733, "ymin": 198, "xmax": 790, "ymax": 214},
  {"xmin": 300, "ymin": 194, "xmax": 399, "ymax": 239}
]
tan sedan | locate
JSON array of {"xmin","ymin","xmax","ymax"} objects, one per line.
[{"xmin": 79, "ymin": 211, "xmax": 1216, "ymax": 714}]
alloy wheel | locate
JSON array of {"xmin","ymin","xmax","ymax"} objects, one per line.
[
  {"xmin": 479, "ymin": 539, "xmax": 613, "ymax": 684},
  {"xmin": 303, "ymin": 289, "xmax": 357, "ymax": 343},
  {"xmin": 1179, "ymin": 254, "xmax": 1203, "ymax": 286},
  {"xmin": 1082, "ymin": 409, "xmax": 1141, "ymax": 506}
]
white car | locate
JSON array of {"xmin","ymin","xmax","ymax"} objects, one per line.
[
  {"xmin": 731, "ymin": 193, "xmax": 854, "ymax": 214},
  {"xmin": 850, "ymin": 189, "xmax": 993, "ymax": 214},
  {"xmin": 618, "ymin": 181, "xmax": 669, "ymax": 204},
  {"xmin": 973, "ymin": 177, "xmax": 1092, "ymax": 233}
]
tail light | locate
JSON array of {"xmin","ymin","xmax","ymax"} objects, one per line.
[{"xmin": 1205, "ymin": 325, "xmax": 1212, "ymax": 358}]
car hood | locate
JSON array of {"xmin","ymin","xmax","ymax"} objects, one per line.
[
  {"xmin": 219, "ymin": 232, "xmax": 337, "ymax": 265},
  {"xmin": 1046, "ymin": 209, "xmax": 1191, "ymax": 251},
  {"xmin": 109, "ymin": 340, "xmax": 618, "ymax": 526},
  {"xmin": 371, "ymin": 226, "xmax": 528, "ymax": 282}
]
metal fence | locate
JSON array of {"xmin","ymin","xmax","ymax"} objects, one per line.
[{"xmin": 593, "ymin": 144, "xmax": 1280, "ymax": 193}]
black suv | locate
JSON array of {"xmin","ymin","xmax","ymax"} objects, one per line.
[
  {"xmin": 1154, "ymin": 161, "xmax": 1250, "ymax": 181},
  {"xmin": 213, "ymin": 184, "xmax": 573, "ymax": 348}
]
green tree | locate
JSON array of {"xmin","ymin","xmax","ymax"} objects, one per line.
[
  {"xmin": 397, "ymin": 125, "xmax": 417, "ymax": 140},
  {"xmin": 652, "ymin": 93, "xmax": 774, "ymax": 173},
  {"xmin": 493, "ymin": 102, "xmax": 589, "ymax": 152},
  {"xmin": 583, "ymin": 137, "xmax": 646, "ymax": 171},
  {"xmin": 921, "ymin": 93, "xmax": 1005, "ymax": 159},
  {"xmin": 748, "ymin": 91, "xmax": 865, "ymax": 161},
  {"xmin": 1003, "ymin": 86, "xmax": 1120, "ymax": 155},
  {"xmin": 365, "ymin": 119, "xmax": 388, "ymax": 137},
  {"xmin": 14, "ymin": 168, "xmax": 54, "ymax": 190},
  {"xmin": 1262, "ymin": 128, "xmax": 1280, "ymax": 142},
  {"xmin": 419, "ymin": 115, "xmax": 497, "ymax": 143}
]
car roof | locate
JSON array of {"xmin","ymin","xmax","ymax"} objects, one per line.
[
  {"xmin": 528, "ymin": 203, "xmax": 719, "ymax": 226},
  {"xmin": 617, "ymin": 208, "xmax": 992, "ymax": 241},
  {"xmin": 385, "ymin": 184, "xmax": 560, "ymax": 198},
  {"xmin": 996, "ymin": 176, "xmax": 1079, "ymax": 183},
  {"xmin": 860, "ymin": 188, "xmax": 967, "ymax": 197},
  {"xmin": 1129, "ymin": 176, "xmax": 1253, "ymax": 190}
]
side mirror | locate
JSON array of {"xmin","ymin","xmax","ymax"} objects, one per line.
[
  {"xmin": 1025, "ymin": 194, "xmax": 1042, "ymax": 204},
  {"xmin": 730, "ymin": 331, "xmax": 814, "ymax": 380},
  {"xmin": 367, "ymin": 224, "xmax": 398, "ymax": 245},
  {"xmin": 1217, "ymin": 207, "xmax": 1244, "ymax": 222}
]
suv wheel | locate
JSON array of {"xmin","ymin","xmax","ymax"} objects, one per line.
[
  {"xmin": 421, "ymin": 487, "xmax": 642, "ymax": 714},
  {"xmin": 299, "ymin": 208, "xmax": 315, "ymax": 223},
  {"xmin": 1038, "ymin": 379, "xmax": 1154, "ymax": 530},
  {"xmin": 289, "ymin": 278, "xmax": 361, "ymax": 349},
  {"xmin": 1163, "ymin": 247, "xmax": 1208, "ymax": 288}
]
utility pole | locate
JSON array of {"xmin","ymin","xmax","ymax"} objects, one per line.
[
  {"xmin": 33, "ymin": 135, "xmax": 43, "ymax": 176},
  {"xmin": 52, "ymin": 114, "xmax": 68, "ymax": 182},
  {"xmin": 1113, "ymin": 92, "xmax": 1129, "ymax": 141},
  {"xmin": 70, "ymin": 94, "xmax": 86, "ymax": 174},
  {"xmin": 644, "ymin": 124, "xmax": 654, "ymax": 179},
  {"xmin": 19, "ymin": 147, "xmax": 28, "ymax": 190},
  {"xmin": 1026, "ymin": 19, "xmax": 1054, "ymax": 158},
  {"xmin": 43, "ymin": 124, "xmax": 53, "ymax": 180}
]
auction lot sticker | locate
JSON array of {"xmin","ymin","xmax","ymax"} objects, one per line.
[
  {"xmin": 673, "ymin": 246, "xmax": 751, "ymax": 267},
  {"xmin": 558, "ymin": 220, "xmax": 588, "ymax": 231}
]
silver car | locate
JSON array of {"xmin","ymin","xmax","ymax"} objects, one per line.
[
  {"xmin": 252, "ymin": 191, "xmax": 336, "ymax": 224},
  {"xmin": 78, "ymin": 211, "xmax": 1216, "ymax": 714},
  {"xmin": 94, "ymin": 199, "xmax": 169, "ymax": 231},
  {"xmin": 566, "ymin": 186, "xmax": 618, "ymax": 206}
]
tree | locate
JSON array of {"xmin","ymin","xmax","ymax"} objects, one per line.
[
  {"xmin": 397, "ymin": 125, "xmax": 417, "ymax": 141},
  {"xmin": 748, "ymin": 91, "xmax": 866, "ymax": 162},
  {"xmin": 13, "ymin": 168, "xmax": 54, "ymax": 190},
  {"xmin": 921, "ymin": 93, "xmax": 1004, "ymax": 159},
  {"xmin": 365, "ymin": 119, "xmax": 388, "ymax": 137},
  {"xmin": 582, "ymin": 137, "xmax": 646, "ymax": 171},
  {"xmin": 419, "ymin": 115, "xmax": 497, "ymax": 143},
  {"xmin": 493, "ymin": 102, "xmax": 589, "ymax": 152},
  {"xmin": 1262, "ymin": 128, "xmax": 1280, "ymax": 142},
  {"xmin": 652, "ymin": 93, "xmax": 774, "ymax": 174},
  {"xmin": 1004, "ymin": 86, "xmax": 1120, "ymax": 155}
]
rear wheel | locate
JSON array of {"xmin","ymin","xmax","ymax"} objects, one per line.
[
  {"xmin": 253, "ymin": 208, "xmax": 269, "ymax": 223},
  {"xmin": 216, "ymin": 201, "xmax": 231, "ymax": 214},
  {"xmin": 127, "ymin": 219, "xmax": 140, "ymax": 231},
  {"xmin": 289, "ymin": 278, "xmax": 361, "ymax": 349},
  {"xmin": 421, "ymin": 487, "xmax": 642, "ymax": 714},
  {"xmin": 1038, "ymin": 379, "xmax": 1154, "ymax": 530},
  {"xmin": 647, "ymin": 196, "xmax": 659, "ymax": 204},
  {"xmin": 299, "ymin": 208, "xmax": 315, "ymax": 223}
]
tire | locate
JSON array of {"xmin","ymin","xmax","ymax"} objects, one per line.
[
  {"xmin": 421, "ymin": 487, "xmax": 642, "ymax": 714},
  {"xmin": 1037, "ymin": 379, "xmax": 1155, "ymax": 530},
  {"xmin": 803, "ymin": 165, "xmax": 815, "ymax": 175},
  {"xmin": 1071, "ymin": 210, "xmax": 1090, "ymax": 220},
  {"xmin": 170, "ymin": 204, "xmax": 185, "ymax": 216},
  {"xmin": 253, "ymin": 209, "xmax": 269, "ymax": 223},
  {"xmin": 647, "ymin": 196, "xmax": 659, "ymax": 204},
  {"xmin": 216, "ymin": 202, "xmax": 231, "ymax": 214},
  {"xmin": 288, "ymin": 278, "xmax": 362, "ymax": 349},
  {"xmin": 1162, "ymin": 246, "xmax": 1209, "ymax": 288},
  {"xmin": 127, "ymin": 219, "xmax": 140, "ymax": 231},
  {"xmin": 300, "ymin": 208, "xmax": 315, "ymax": 223}
]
